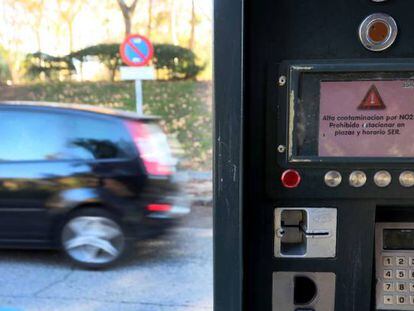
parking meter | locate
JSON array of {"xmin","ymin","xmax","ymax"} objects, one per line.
[{"xmin": 215, "ymin": 1, "xmax": 414, "ymax": 311}]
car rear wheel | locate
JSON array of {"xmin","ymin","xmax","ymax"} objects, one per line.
[{"xmin": 61, "ymin": 208, "xmax": 126, "ymax": 269}]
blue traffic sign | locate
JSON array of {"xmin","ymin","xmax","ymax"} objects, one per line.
[{"xmin": 120, "ymin": 34, "xmax": 154, "ymax": 67}]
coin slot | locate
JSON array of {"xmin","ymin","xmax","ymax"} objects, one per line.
[
  {"xmin": 294, "ymin": 276, "xmax": 317, "ymax": 305},
  {"xmin": 280, "ymin": 210, "xmax": 307, "ymax": 256}
]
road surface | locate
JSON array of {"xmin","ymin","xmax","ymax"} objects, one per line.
[{"xmin": 0, "ymin": 206, "xmax": 213, "ymax": 311}]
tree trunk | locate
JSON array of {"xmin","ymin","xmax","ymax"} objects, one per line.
[
  {"xmin": 189, "ymin": 0, "xmax": 196, "ymax": 50},
  {"xmin": 147, "ymin": 0, "xmax": 153, "ymax": 37},
  {"xmin": 36, "ymin": 0, "xmax": 45, "ymax": 52},
  {"xmin": 35, "ymin": 31, "xmax": 42, "ymax": 52},
  {"xmin": 6, "ymin": 59, "xmax": 20, "ymax": 84},
  {"xmin": 79, "ymin": 60, "xmax": 84, "ymax": 81},
  {"xmin": 68, "ymin": 22, "xmax": 74, "ymax": 52},
  {"xmin": 124, "ymin": 14, "xmax": 132, "ymax": 36},
  {"xmin": 117, "ymin": 0, "xmax": 139, "ymax": 37},
  {"xmin": 111, "ymin": 67, "xmax": 116, "ymax": 82},
  {"xmin": 169, "ymin": 0, "xmax": 178, "ymax": 45}
]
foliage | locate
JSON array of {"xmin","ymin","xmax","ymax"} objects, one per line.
[
  {"xmin": 0, "ymin": 81, "xmax": 212, "ymax": 170},
  {"xmin": 0, "ymin": 62, "xmax": 11, "ymax": 83},
  {"xmin": 28, "ymin": 42, "xmax": 206, "ymax": 82},
  {"xmin": 24, "ymin": 52, "xmax": 75, "ymax": 81},
  {"xmin": 56, "ymin": 0, "xmax": 84, "ymax": 52},
  {"xmin": 143, "ymin": 81, "xmax": 212, "ymax": 169},
  {"xmin": 0, "ymin": 46, "xmax": 12, "ymax": 83},
  {"xmin": 1, "ymin": 0, "xmax": 212, "ymax": 81},
  {"xmin": 70, "ymin": 44, "xmax": 122, "ymax": 81},
  {"xmin": 153, "ymin": 44, "xmax": 205, "ymax": 80}
]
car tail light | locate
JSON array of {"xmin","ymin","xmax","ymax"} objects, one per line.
[
  {"xmin": 125, "ymin": 121, "xmax": 176, "ymax": 176},
  {"xmin": 147, "ymin": 204, "xmax": 172, "ymax": 212}
]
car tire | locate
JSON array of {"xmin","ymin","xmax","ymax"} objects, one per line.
[{"xmin": 60, "ymin": 208, "xmax": 126, "ymax": 269}]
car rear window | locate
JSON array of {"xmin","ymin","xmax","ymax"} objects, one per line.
[{"xmin": 0, "ymin": 109, "xmax": 134, "ymax": 161}]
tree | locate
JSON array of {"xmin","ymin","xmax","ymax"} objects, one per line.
[
  {"xmin": 169, "ymin": 0, "xmax": 178, "ymax": 45},
  {"xmin": 116, "ymin": 0, "xmax": 139, "ymax": 37},
  {"xmin": 56, "ymin": 0, "xmax": 84, "ymax": 52},
  {"xmin": 70, "ymin": 44, "xmax": 123, "ymax": 82},
  {"xmin": 18, "ymin": 0, "xmax": 46, "ymax": 52},
  {"xmin": 0, "ymin": 46, "xmax": 12, "ymax": 83},
  {"xmin": 147, "ymin": 0, "xmax": 153, "ymax": 38},
  {"xmin": 0, "ymin": 1, "xmax": 27, "ymax": 83},
  {"xmin": 189, "ymin": 0, "xmax": 196, "ymax": 50},
  {"xmin": 153, "ymin": 44, "xmax": 204, "ymax": 80},
  {"xmin": 25, "ymin": 52, "xmax": 75, "ymax": 81}
]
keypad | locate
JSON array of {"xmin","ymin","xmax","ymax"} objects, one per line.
[{"xmin": 380, "ymin": 255, "xmax": 414, "ymax": 309}]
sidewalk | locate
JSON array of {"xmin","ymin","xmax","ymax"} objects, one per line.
[{"xmin": 173, "ymin": 171, "xmax": 213, "ymax": 207}]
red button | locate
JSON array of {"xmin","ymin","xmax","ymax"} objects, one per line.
[{"xmin": 281, "ymin": 169, "xmax": 301, "ymax": 188}]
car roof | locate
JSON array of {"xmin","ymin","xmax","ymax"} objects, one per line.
[{"xmin": 0, "ymin": 101, "xmax": 160, "ymax": 121}]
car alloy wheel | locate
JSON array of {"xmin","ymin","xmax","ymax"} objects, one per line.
[{"xmin": 61, "ymin": 214, "xmax": 125, "ymax": 267}]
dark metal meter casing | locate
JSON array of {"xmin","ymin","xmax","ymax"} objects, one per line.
[{"xmin": 214, "ymin": 0, "xmax": 414, "ymax": 311}]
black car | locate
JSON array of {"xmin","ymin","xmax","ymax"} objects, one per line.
[{"xmin": 0, "ymin": 101, "xmax": 190, "ymax": 268}]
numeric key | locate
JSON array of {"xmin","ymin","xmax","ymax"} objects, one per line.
[
  {"xmin": 397, "ymin": 270, "xmax": 407, "ymax": 279},
  {"xmin": 397, "ymin": 283, "xmax": 408, "ymax": 292},
  {"xmin": 397, "ymin": 295, "xmax": 408, "ymax": 304},
  {"xmin": 397, "ymin": 257, "xmax": 408, "ymax": 266},
  {"xmin": 384, "ymin": 295, "xmax": 393, "ymax": 304},
  {"xmin": 384, "ymin": 270, "xmax": 393, "ymax": 279},
  {"xmin": 384, "ymin": 282, "xmax": 394, "ymax": 292}
]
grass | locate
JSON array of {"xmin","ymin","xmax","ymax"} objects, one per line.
[{"xmin": 0, "ymin": 81, "xmax": 212, "ymax": 171}]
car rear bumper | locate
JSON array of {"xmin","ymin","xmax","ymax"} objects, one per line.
[{"xmin": 124, "ymin": 192, "xmax": 191, "ymax": 239}]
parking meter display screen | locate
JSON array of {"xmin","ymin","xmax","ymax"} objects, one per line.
[
  {"xmin": 290, "ymin": 72, "xmax": 414, "ymax": 160},
  {"xmin": 318, "ymin": 80, "xmax": 414, "ymax": 157},
  {"xmin": 383, "ymin": 229, "xmax": 414, "ymax": 250}
]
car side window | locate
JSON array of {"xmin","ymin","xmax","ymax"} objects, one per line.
[
  {"xmin": 0, "ymin": 110, "xmax": 69, "ymax": 161},
  {"xmin": 65, "ymin": 113, "xmax": 132, "ymax": 160},
  {"xmin": 0, "ymin": 109, "xmax": 132, "ymax": 161}
]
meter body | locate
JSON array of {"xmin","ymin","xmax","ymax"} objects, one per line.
[{"xmin": 214, "ymin": 1, "xmax": 414, "ymax": 311}]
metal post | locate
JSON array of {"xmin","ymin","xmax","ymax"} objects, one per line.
[
  {"xmin": 135, "ymin": 79, "xmax": 143, "ymax": 115},
  {"xmin": 214, "ymin": 0, "xmax": 244, "ymax": 310}
]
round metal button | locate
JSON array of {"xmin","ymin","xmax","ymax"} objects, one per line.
[
  {"xmin": 359, "ymin": 13, "xmax": 398, "ymax": 52},
  {"xmin": 349, "ymin": 171, "xmax": 367, "ymax": 188},
  {"xmin": 400, "ymin": 171, "xmax": 414, "ymax": 188},
  {"xmin": 324, "ymin": 171, "xmax": 342, "ymax": 188},
  {"xmin": 374, "ymin": 170, "xmax": 392, "ymax": 188}
]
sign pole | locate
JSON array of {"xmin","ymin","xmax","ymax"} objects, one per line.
[{"xmin": 135, "ymin": 79, "xmax": 143, "ymax": 115}]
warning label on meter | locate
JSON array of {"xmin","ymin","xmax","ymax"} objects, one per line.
[{"xmin": 319, "ymin": 80, "xmax": 414, "ymax": 157}]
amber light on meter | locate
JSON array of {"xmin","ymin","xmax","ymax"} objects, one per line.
[
  {"xmin": 358, "ymin": 13, "xmax": 398, "ymax": 52},
  {"xmin": 368, "ymin": 21, "xmax": 389, "ymax": 43}
]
